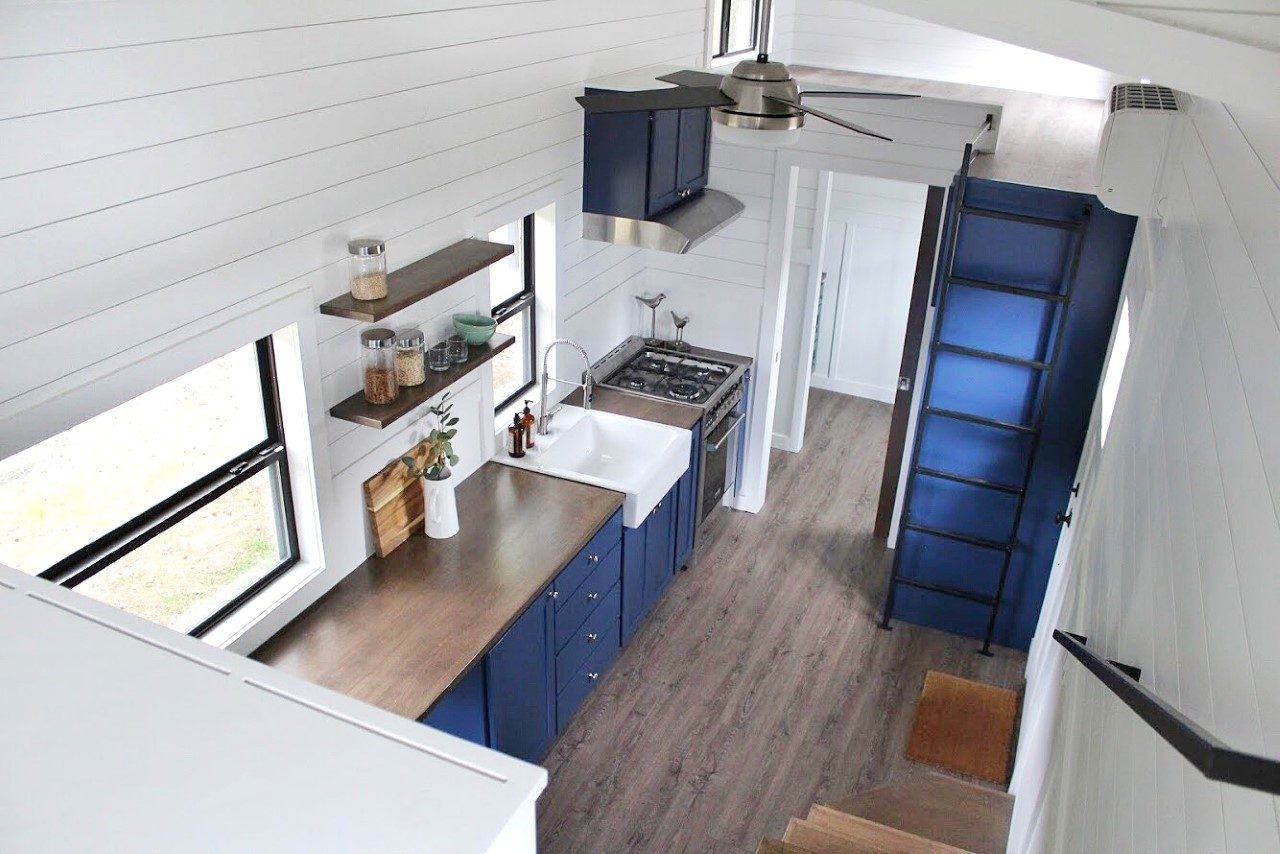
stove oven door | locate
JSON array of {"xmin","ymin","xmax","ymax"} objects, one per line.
[{"xmin": 699, "ymin": 411, "xmax": 745, "ymax": 524}]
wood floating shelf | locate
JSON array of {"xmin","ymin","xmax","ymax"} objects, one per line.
[
  {"xmin": 330, "ymin": 334, "xmax": 515, "ymax": 429},
  {"xmin": 319, "ymin": 238, "xmax": 515, "ymax": 323}
]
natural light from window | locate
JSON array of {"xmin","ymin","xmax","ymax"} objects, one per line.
[{"xmin": 1099, "ymin": 297, "xmax": 1131, "ymax": 448}]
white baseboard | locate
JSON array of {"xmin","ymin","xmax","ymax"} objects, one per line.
[
  {"xmin": 771, "ymin": 431, "xmax": 802, "ymax": 453},
  {"xmin": 809, "ymin": 374, "xmax": 896, "ymax": 404}
]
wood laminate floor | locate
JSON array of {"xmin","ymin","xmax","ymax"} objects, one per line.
[{"xmin": 537, "ymin": 390, "xmax": 1026, "ymax": 853}]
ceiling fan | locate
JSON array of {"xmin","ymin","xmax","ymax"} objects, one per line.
[{"xmin": 574, "ymin": 0, "xmax": 918, "ymax": 142}]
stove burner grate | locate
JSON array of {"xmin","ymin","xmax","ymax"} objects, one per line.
[
  {"xmin": 666, "ymin": 380, "xmax": 704, "ymax": 402},
  {"xmin": 618, "ymin": 373, "xmax": 649, "ymax": 390}
]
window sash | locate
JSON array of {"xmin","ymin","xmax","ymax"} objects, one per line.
[
  {"xmin": 493, "ymin": 214, "xmax": 538, "ymax": 412},
  {"xmin": 39, "ymin": 338, "xmax": 300, "ymax": 637},
  {"xmin": 714, "ymin": 0, "xmax": 760, "ymax": 58}
]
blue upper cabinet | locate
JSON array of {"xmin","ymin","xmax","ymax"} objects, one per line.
[
  {"xmin": 582, "ymin": 94, "xmax": 713, "ymax": 221},
  {"xmin": 485, "ymin": 587, "xmax": 554, "ymax": 764}
]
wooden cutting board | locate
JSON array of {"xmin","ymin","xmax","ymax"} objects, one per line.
[{"xmin": 363, "ymin": 439, "xmax": 434, "ymax": 558}]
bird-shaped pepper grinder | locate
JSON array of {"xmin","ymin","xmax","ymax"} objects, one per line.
[
  {"xmin": 636, "ymin": 293, "xmax": 666, "ymax": 345},
  {"xmin": 670, "ymin": 311, "xmax": 690, "ymax": 351}
]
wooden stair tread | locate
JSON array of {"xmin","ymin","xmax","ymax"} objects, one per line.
[
  {"xmin": 827, "ymin": 772, "xmax": 1012, "ymax": 854},
  {"xmin": 783, "ymin": 818, "xmax": 885, "ymax": 854},
  {"xmin": 804, "ymin": 806, "xmax": 968, "ymax": 853},
  {"xmin": 758, "ymin": 837, "xmax": 822, "ymax": 854}
]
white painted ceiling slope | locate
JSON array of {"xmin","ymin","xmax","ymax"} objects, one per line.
[
  {"xmin": 1075, "ymin": 0, "xmax": 1280, "ymax": 52},
  {"xmin": 852, "ymin": 0, "xmax": 1280, "ymax": 113}
]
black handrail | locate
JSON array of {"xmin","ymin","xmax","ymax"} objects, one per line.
[{"xmin": 1053, "ymin": 629, "xmax": 1280, "ymax": 795}]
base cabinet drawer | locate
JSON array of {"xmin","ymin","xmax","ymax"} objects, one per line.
[
  {"xmin": 554, "ymin": 545, "xmax": 621, "ymax": 651},
  {"xmin": 556, "ymin": 620, "xmax": 622, "ymax": 728},
  {"xmin": 556, "ymin": 582, "xmax": 620, "ymax": 692}
]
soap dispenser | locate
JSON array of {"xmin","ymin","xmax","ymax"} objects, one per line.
[
  {"xmin": 507, "ymin": 413, "xmax": 526, "ymax": 458},
  {"xmin": 520, "ymin": 400, "xmax": 536, "ymax": 449}
]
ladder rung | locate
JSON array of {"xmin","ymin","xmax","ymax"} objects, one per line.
[
  {"xmin": 894, "ymin": 576, "xmax": 998, "ymax": 606},
  {"xmin": 935, "ymin": 342, "xmax": 1049, "ymax": 370},
  {"xmin": 924, "ymin": 407, "xmax": 1037, "ymax": 434},
  {"xmin": 915, "ymin": 466, "xmax": 1025, "ymax": 495},
  {"xmin": 959, "ymin": 204, "xmax": 1084, "ymax": 231},
  {"xmin": 948, "ymin": 275, "xmax": 1067, "ymax": 303},
  {"xmin": 903, "ymin": 522, "xmax": 1013, "ymax": 552}
]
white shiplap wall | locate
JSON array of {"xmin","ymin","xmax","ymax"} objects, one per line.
[
  {"xmin": 0, "ymin": 0, "xmax": 702, "ymax": 648},
  {"xmin": 788, "ymin": 0, "xmax": 1121, "ymax": 99},
  {"xmin": 1011, "ymin": 96, "xmax": 1280, "ymax": 852}
]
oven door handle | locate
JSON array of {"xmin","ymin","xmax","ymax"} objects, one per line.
[{"xmin": 705, "ymin": 413, "xmax": 745, "ymax": 452}]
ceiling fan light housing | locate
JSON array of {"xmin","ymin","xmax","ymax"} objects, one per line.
[{"xmin": 712, "ymin": 59, "xmax": 804, "ymax": 131}]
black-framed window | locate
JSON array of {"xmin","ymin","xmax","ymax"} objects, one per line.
[
  {"xmin": 0, "ymin": 337, "xmax": 299, "ymax": 638},
  {"xmin": 711, "ymin": 0, "xmax": 760, "ymax": 59},
  {"xmin": 489, "ymin": 213, "xmax": 538, "ymax": 412}
]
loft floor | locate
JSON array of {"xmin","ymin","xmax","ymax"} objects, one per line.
[
  {"xmin": 537, "ymin": 390, "xmax": 1026, "ymax": 852},
  {"xmin": 790, "ymin": 66, "xmax": 1106, "ymax": 194}
]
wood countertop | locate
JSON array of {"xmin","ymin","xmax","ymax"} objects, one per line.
[
  {"xmin": 251, "ymin": 462, "xmax": 623, "ymax": 720},
  {"xmin": 567, "ymin": 386, "xmax": 703, "ymax": 430}
]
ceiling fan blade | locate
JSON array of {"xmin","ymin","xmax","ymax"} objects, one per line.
[
  {"xmin": 656, "ymin": 69, "xmax": 726, "ymax": 88},
  {"xmin": 767, "ymin": 97, "xmax": 894, "ymax": 142},
  {"xmin": 798, "ymin": 90, "xmax": 919, "ymax": 101},
  {"xmin": 576, "ymin": 85, "xmax": 734, "ymax": 114}
]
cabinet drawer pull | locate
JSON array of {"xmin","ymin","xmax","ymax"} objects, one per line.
[
  {"xmin": 548, "ymin": 589, "xmax": 559, "ymax": 600},
  {"xmin": 587, "ymin": 633, "xmax": 599, "ymax": 642},
  {"xmin": 586, "ymin": 591, "xmax": 600, "ymax": 601},
  {"xmin": 587, "ymin": 554, "xmax": 600, "ymax": 565},
  {"xmin": 587, "ymin": 672, "xmax": 599, "ymax": 681}
]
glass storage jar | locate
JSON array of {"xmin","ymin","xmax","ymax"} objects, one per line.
[
  {"xmin": 394, "ymin": 327, "xmax": 426, "ymax": 387},
  {"xmin": 360, "ymin": 327, "xmax": 399, "ymax": 405},
  {"xmin": 427, "ymin": 342, "xmax": 451, "ymax": 373},
  {"xmin": 348, "ymin": 238, "xmax": 387, "ymax": 301}
]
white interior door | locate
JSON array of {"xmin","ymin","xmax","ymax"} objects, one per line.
[{"xmin": 811, "ymin": 221, "xmax": 850, "ymax": 379}]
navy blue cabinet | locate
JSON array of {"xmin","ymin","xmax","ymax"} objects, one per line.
[
  {"xmin": 673, "ymin": 422, "xmax": 703, "ymax": 572},
  {"xmin": 622, "ymin": 483, "xmax": 680, "ymax": 644},
  {"xmin": 420, "ymin": 664, "xmax": 487, "ymax": 747},
  {"xmin": 583, "ymin": 99, "xmax": 713, "ymax": 221},
  {"xmin": 485, "ymin": 587, "xmax": 554, "ymax": 764}
]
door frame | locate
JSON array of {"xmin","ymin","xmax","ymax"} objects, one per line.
[{"xmin": 873, "ymin": 185, "xmax": 947, "ymax": 538}]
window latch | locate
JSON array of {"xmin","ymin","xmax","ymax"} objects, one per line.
[
  {"xmin": 259, "ymin": 443, "xmax": 284, "ymax": 457},
  {"xmin": 229, "ymin": 461, "xmax": 252, "ymax": 476}
]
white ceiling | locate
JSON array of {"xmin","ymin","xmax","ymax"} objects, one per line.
[{"xmin": 1082, "ymin": 1, "xmax": 1280, "ymax": 51}]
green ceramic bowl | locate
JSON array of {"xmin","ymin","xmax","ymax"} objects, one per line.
[{"xmin": 452, "ymin": 312, "xmax": 498, "ymax": 345}]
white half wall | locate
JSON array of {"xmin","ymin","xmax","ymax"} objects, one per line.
[{"xmin": 1010, "ymin": 95, "xmax": 1280, "ymax": 853}]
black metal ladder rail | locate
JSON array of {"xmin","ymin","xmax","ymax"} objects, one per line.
[{"xmin": 879, "ymin": 146, "xmax": 1091, "ymax": 655}]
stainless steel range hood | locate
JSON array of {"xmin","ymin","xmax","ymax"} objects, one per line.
[{"xmin": 582, "ymin": 189, "xmax": 744, "ymax": 254}]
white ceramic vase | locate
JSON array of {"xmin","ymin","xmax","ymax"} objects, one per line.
[{"xmin": 422, "ymin": 471, "xmax": 459, "ymax": 539}]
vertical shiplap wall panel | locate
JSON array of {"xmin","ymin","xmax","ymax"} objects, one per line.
[{"xmin": 1017, "ymin": 97, "xmax": 1280, "ymax": 852}]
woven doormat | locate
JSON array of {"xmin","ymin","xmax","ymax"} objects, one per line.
[{"xmin": 905, "ymin": 670, "xmax": 1019, "ymax": 784}]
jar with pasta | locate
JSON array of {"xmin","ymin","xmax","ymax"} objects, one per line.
[
  {"xmin": 360, "ymin": 327, "xmax": 399, "ymax": 405},
  {"xmin": 348, "ymin": 238, "xmax": 387, "ymax": 301}
]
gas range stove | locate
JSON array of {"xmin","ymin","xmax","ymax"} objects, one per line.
[
  {"xmin": 593, "ymin": 336, "xmax": 752, "ymax": 431},
  {"xmin": 606, "ymin": 349, "xmax": 735, "ymax": 405}
]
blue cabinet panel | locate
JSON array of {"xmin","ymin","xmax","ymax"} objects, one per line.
[
  {"xmin": 582, "ymin": 105, "xmax": 650, "ymax": 220},
  {"xmin": 485, "ymin": 587, "xmax": 554, "ymax": 764},
  {"xmin": 555, "ymin": 582, "xmax": 621, "ymax": 692},
  {"xmin": 648, "ymin": 109, "xmax": 681, "ymax": 216},
  {"xmin": 420, "ymin": 664, "xmax": 487, "ymax": 747},
  {"xmin": 556, "ymin": 613, "xmax": 622, "ymax": 729},
  {"xmin": 673, "ymin": 421, "xmax": 703, "ymax": 571},
  {"xmin": 621, "ymin": 523, "xmax": 647, "ymax": 645},
  {"xmin": 554, "ymin": 508, "xmax": 623, "ymax": 606},
  {"xmin": 677, "ymin": 108, "xmax": 711, "ymax": 191},
  {"xmin": 642, "ymin": 486, "xmax": 676, "ymax": 612},
  {"xmin": 554, "ymin": 544, "xmax": 622, "ymax": 651}
]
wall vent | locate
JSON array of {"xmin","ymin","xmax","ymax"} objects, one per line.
[{"xmin": 1109, "ymin": 84, "xmax": 1178, "ymax": 114}]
